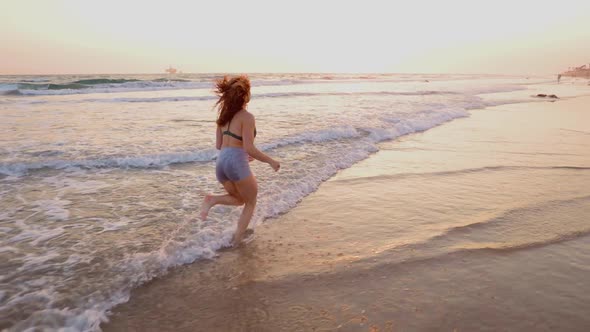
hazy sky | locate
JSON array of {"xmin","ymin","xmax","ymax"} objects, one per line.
[{"xmin": 2, "ymin": 0, "xmax": 589, "ymax": 75}]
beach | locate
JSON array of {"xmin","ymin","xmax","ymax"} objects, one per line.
[
  {"xmin": 4, "ymin": 0, "xmax": 590, "ymax": 329},
  {"xmin": 102, "ymin": 96, "xmax": 590, "ymax": 331},
  {"xmin": 1, "ymin": 74, "xmax": 589, "ymax": 331}
]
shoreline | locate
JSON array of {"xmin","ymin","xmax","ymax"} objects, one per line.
[{"xmin": 104, "ymin": 95, "xmax": 590, "ymax": 331}]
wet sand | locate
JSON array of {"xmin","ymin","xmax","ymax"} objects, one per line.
[{"xmin": 103, "ymin": 96, "xmax": 590, "ymax": 331}]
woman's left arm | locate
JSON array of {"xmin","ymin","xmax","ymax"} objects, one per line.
[{"xmin": 215, "ymin": 125, "xmax": 222, "ymax": 150}]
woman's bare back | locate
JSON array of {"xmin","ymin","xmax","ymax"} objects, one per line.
[{"xmin": 219, "ymin": 110, "xmax": 255, "ymax": 148}]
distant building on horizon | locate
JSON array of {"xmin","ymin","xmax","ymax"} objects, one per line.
[
  {"xmin": 165, "ymin": 66, "xmax": 178, "ymax": 74},
  {"xmin": 561, "ymin": 64, "xmax": 590, "ymax": 78}
]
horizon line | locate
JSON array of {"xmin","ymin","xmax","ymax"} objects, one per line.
[{"xmin": 0, "ymin": 71, "xmax": 557, "ymax": 77}]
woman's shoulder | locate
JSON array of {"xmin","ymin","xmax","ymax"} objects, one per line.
[{"xmin": 237, "ymin": 110, "xmax": 255, "ymax": 121}]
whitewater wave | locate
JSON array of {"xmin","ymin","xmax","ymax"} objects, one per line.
[
  {"xmin": 4, "ymin": 81, "xmax": 212, "ymax": 96},
  {"xmin": 9, "ymin": 90, "xmax": 464, "ymax": 104},
  {"xmin": 0, "ymin": 125, "xmax": 364, "ymax": 176},
  {"xmin": 12, "ymin": 90, "xmax": 532, "ymax": 107},
  {"xmin": 0, "ymin": 149, "xmax": 218, "ymax": 176},
  {"xmin": 0, "ymin": 77, "xmax": 322, "ymax": 96},
  {"xmin": 0, "ymin": 75, "xmax": 528, "ymax": 96},
  {"xmin": 0, "ymin": 105, "xmax": 470, "ymax": 177}
]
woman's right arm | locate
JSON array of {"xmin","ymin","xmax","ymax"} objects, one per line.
[{"xmin": 241, "ymin": 113, "xmax": 280, "ymax": 171}]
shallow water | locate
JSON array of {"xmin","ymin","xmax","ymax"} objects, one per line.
[
  {"xmin": 1, "ymin": 73, "xmax": 588, "ymax": 330},
  {"xmin": 104, "ymin": 96, "xmax": 590, "ymax": 332}
]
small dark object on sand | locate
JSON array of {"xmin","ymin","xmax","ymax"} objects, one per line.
[{"xmin": 535, "ymin": 94, "xmax": 559, "ymax": 99}]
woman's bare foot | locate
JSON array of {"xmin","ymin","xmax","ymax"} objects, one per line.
[
  {"xmin": 200, "ymin": 195, "xmax": 214, "ymax": 220},
  {"xmin": 231, "ymin": 228, "xmax": 254, "ymax": 247}
]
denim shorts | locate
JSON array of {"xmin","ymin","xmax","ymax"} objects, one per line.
[{"xmin": 215, "ymin": 147, "xmax": 252, "ymax": 183}]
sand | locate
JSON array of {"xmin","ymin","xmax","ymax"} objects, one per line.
[{"xmin": 103, "ymin": 96, "xmax": 590, "ymax": 331}]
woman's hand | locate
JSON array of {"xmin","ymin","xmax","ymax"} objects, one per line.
[
  {"xmin": 248, "ymin": 155, "xmax": 254, "ymax": 163},
  {"xmin": 269, "ymin": 159, "xmax": 281, "ymax": 172}
]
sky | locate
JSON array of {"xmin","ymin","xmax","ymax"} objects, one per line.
[{"xmin": 1, "ymin": 0, "xmax": 589, "ymax": 75}]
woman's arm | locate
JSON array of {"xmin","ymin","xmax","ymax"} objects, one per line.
[
  {"xmin": 215, "ymin": 125, "xmax": 222, "ymax": 150},
  {"xmin": 242, "ymin": 113, "xmax": 280, "ymax": 171}
]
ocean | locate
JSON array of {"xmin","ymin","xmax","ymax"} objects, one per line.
[{"xmin": 1, "ymin": 73, "xmax": 588, "ymax": 331}]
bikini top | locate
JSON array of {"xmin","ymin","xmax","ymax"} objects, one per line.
[{"xmin": 222, "ymin": 117, "xmax": 256, "ymax": 141}]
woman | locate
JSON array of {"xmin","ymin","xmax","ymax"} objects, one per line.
[{"xmin": 200, "ymin": 75, "xmax": 280, "ymax": 247}]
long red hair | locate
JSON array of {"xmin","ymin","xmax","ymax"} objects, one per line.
[{"xmin": 214, "ymin": 75, "xmax": 251, "ymax": 126}]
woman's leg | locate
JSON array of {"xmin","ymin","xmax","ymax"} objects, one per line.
[
  {"xmin": 200, "ymin": 181, "xmax": 244, "ymax": 220},
  {"xmin": 231, "ymin": 174, "xmax": 258, "ymax": 246}
]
